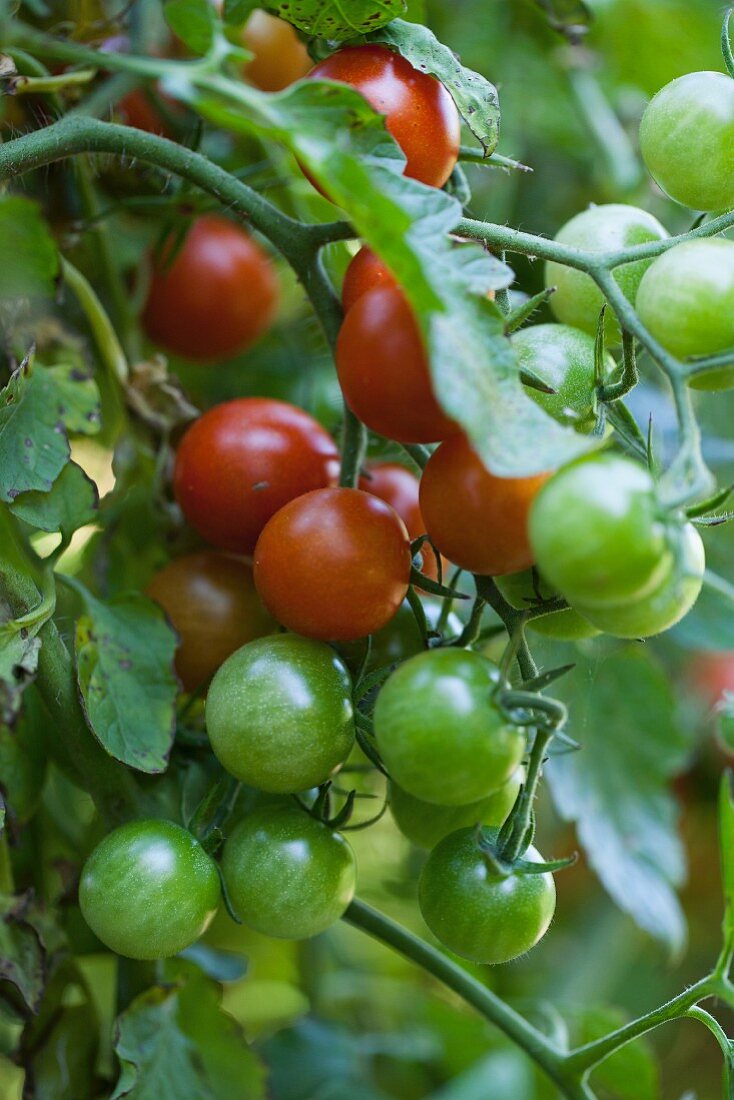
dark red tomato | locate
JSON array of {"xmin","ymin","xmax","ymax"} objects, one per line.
[
  {"xmin": 342, "ymin": 248, "xmax": 397, "ymax": 313},
  {"xmin": 142, "ymin": 215, "xmax": 279, "ymax": 362},
  {"xmin": 336, "ymin": 286, "xmax": 458, "ymax": 444},
  {"xmin": 173, "ymin": 398, "xmax": 339, "ymax": 554},
  {"xmin": 420, "ymin": 435, "xmax": 550, "ymax": 576},
  {"xmin": 242, "ymin": 10, "xmax": 311, "ymax": 92},
  {"xmin": 117, "ymin": 89, "xmax": 170, "ymax": 135},
  {"xmin": 146, "ymin": 551, "xmax": 274, "ymax": 692},
  {"xmin": 308, "ymin": 45, "xmax": 460, "ymax": 188},
  {"xmin": 359, "ymin": 462, "xmax": 441, "ymax": 581},
  {"xmin": 253, "ymin": 487, "xmax": 412, "ymax": 641}
]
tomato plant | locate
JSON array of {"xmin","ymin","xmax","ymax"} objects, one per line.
[
  {"xmin": 512, "ymin": 323, "xmax": 612, "ymax": 432},
  {"xmin": 341, "ymin": 246, "xmax": 397, "ymax": 313}
]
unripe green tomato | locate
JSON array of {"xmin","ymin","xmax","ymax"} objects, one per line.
[
  {"xmin": 636, "ymin": 239, "xmax": 734, "ymax": 390},
  {"xmin": 495, "ymin": 569, "xmax": 599, "ymax": 641},
  {"xmin": 544, "ymin": 204, "xmax": 668, "ymax": 345},
  {"xmin": 512, "ymin": 324, "xmax": 612, "ymax": 433},
  {"xmin": 389, "ymin": 770, "xmax": 522, "ymax": 849},
  {"xmin": 221, "ymin": 805, "xmax": 356, "ymax": 939},
  {"xmin": 418, "ymin": 827, "xmax": 556, "ymax": 964},
  {"xmin": 206, "ymin": 635, "xmax": 354, "ymax": 793},
  {"xmin": 374, "ymin": 648, "xmax": 525, "ymax": 806},
  {"xmin": 639, "ymin": 71, "xmax": 734, "ymax": 213},
  {"xmin": 79, "ymin": 820, "xmax": 220, "ymax": 959},
  {"xmin": 572, "ymin": 522, "xmax": 704, "ymax": 639},
  {"xmin": 529, "ymin": 454, "xmax": 671, "ymax": 610}
]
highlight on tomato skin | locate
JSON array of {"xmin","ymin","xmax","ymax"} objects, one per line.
[{"xmin": 342, "ymin": 247, "xmax": 398, "ymax": 313}]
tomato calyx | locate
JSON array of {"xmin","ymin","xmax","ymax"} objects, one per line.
[
  {"xmin": 300, "ymin": 779, "xmax": 388, "ymax": 832},
  {"xmin": 473, "ymin": 825, "xmax": 576, "ymax": 879}
]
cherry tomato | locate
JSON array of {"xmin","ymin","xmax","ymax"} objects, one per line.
[
  {"xmin": 544, "ymin": 204, "xmax": 668, "ymax": 344},
  {"xmin": 495, "ymin": 569, "xmax": 600, "ymax": 641},
  {"xmin": 222, "ymin": 805, "xmax": 356, "ymax": 939},
  {"xmin": 359, "ymin": 461, "xmax": 441, "ymax": 580},
  {"xmin": 336, "ymin": 286, "xmax": 458, "ymax": 444},
  {"xmin": 242, "ymin": 10, "xmax": 311, "ymax": 92},
  {"xmin": 390, "ymin": 770, "xmax": 522, "ymax": 850},
  {"xmin": 418, "ymin": 827, "xmax": 556, "ymax": 964},
  {"xmin": 206, "ymin": 634, "xmax": 354, "ymax": 792},
  {"xmin": 253, "ymin": 487, "xmax": 412, "ymax": 641},
  {"xmin": 512, "ymin": 324, "xmax": 613, "ymax": 432},
  {"xmin": 529, "ymin": 454, "xmax": 671, "ymax": 610},
  {"xmin": 419, "ymin": 435, "xmax": 549, "ymax": 576},
  {"xmin": 146, "ymin": 551, "xmax": 274, "ymax": 692},
  {"xmin": 639, "ymin": 71, "xmax": 734, "ymax": 213},
  {"xmin": 79, "ymin": 820, "xmax": 220, "ymax": 959},
  {"xmin": 342, "ymin": 247, "xmax": 397, "ymax": 313},
  {"xmin": 173, "ymin": 397, "xmax": 339, "ymax": 554},
  {"xmin": 374, "ymin": 648, "xmax": 525, "ymax": 806},
  {"xmin": 142, "ymin": 215, "xmax": 279, "ymax": 362},
  {"xmin": 636, "ymin": 239, "xmax": 734, "ymax": 389},
  {"xmin": 118, "ymin": 89, "xmax": 170, "ymax": 135},
  {"xmin": 307, "ymin": 44, "xmax": 460, "ymax": 189}
]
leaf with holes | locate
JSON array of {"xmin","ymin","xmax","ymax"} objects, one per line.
[
  {"xmin": 266, "ymin": 0, "xmax": 405, "ymax": 38},
  {"xmin": 11, "ymin": 461, "xmax": 98, "ymax": 541}
]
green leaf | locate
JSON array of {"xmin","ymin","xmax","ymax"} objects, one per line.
[
  {"xmin": 672, "ymin": 570, "xmax": 734, "ymax": 651},
  {"xmin": 223, "ymin": 0, "xmax": 258, "ymax": 25},
  {"xmin": 366, "ymin": 19, "xmax": 500, "ymax": 154},
  {"xmin": 265, "ymin": 0, "xmax": 406, "ymax": 38},
  {"xmin": 0, "ymin": 196, "xmax": 58, "ymax": 301},
  {"xmin": 112, "ymin": 971, "xmax": 266, "ymax": 1099},
  {"xmin": 532, "ymin": 0, "xmax": 592, "ymax": 43},
  {"xmin": 0, "ymin": 717, "xmax": 46, "ymax": 824},
  {"xmin": 565, "ymin": 1006, "xmax": 659, "ymax": 1100},
  {"xmin": 164, "ymin": 0, "xmax": 217, "ymax": 55},
  {"xmin": 74, "ymin": 589, "xmax": 178, "ymax": 774},
  {"xmin": 0, "ymin": 892, "xmax": 47, "ymax": 1015},
  {"xmin": 30, "ymin": 1003, "xmax": 99, "ymax": 1100},
  {"xmin": 10, "ymin": 461, "xmax": 98, "ymax": 541},
  {"xmin": 0, "ymin": 631, "xmax": 41, "ymax": 727},
  {"xmin": 547, "ymin": 648, "xmax": 693, "ymax": 952},
  {"xmin": 719, "ymin": 774, "xmax": 734, "ymax": 941}
]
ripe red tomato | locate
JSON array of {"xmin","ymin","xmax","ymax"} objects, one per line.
[
  {"xmin": 173, "ymin": 397, "xmax": 339, "ymax": 554},
  {"xmin": 242, "ymin": 10, "xmax": 311, "ymax": 92},
  {"xmin": 419, "ymin": 435, "xmax": 550, "ymax": 575},
  {"xmin": 359, "ymin": 462, "xmax": 441, "ymax": 581},
  {"xmin": 253, "ymin": 487, "xmax": 412, "ymax": 640},
  {"xmin": 117, "ymin": 89, "xmax": 170, "ymax": 135},
  {"xmin": 342, "ymin": 248, "xmax": 397, "ymax": 313},
  {"xmin": 142, "ymin": 215, "xmax": 279, "ymax": 362},
  {"xmin": 307, "ymin": 44, "xmax": 460, "ymax": 189},
  {"xmin": 336, "ymin": 286, "xmax": 458, "ymax": 443}
]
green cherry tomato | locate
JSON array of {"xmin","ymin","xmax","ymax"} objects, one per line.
[
  {"xmin": 206, "ymin": 635, "xmax": 355, "ymax": 793},
  {"xmin": 636, "ymin": 239, "xmax": 734, "ymax": 390},
  {"xmin": 389, "ymin": 770, "xmax": 522, "ymax": 850},
  {"xmin": 495, "ymin": 569, "xmax": 600, "ymax": 641},
  {"xmin": 221, "ymin": 805, "xmax": 356, "ymax": 939},
  {"xmin": 573, "ymin": 522, "xmax": 704, "ymax": 639},
  {"xmin": 544, "ymin": 204, "xmax": 668, "ymax": 344},
  {"xmin": 529, "ymin": 454, "xmax": 671, "ymax": 610},
  {"xmin": 374, "ymin": 649, "xmax": 525, "ymax": 806},
  {"xmin": 512, "ymin": 324, "xmax": 612, "ymax": 432},
  {"xmin": 639, "ymin": 71, "xmax": 734, "ymax": 213},
  {"xmin": 79, "ymin": 820, "xmax": 220, "ymax": 959},
  {"xmin": 418, "ymin": 827, "xmax": 556, "ymax": 964}
]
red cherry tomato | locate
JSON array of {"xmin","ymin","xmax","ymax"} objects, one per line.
[
  {"xmin": 253, "ymin": 487, "xmax": 412, "ymax": 641},
  {"xmin": 242, "ymin": 10, "xmax": 311, "ymax": 92},
  {"xmin": 173, "ymin": 397, "xmax": 339, "ymax": 554},
  {"xmin": 359, "ymin": 462, "xmax": 441, "ymax": 581},
  {"xmin": 342, "ymin": 248, "xmax": 397, "ymax": 313},
  {"xmin": 690, "ymin": 653, "xmax": 734, "ymax": 707},
  {"xmin": 307, "ymin": 45, "xmax": 460, "ymax": 189},
  {"xmin": 336, "ymin": 286, "xmax": 458, "ymax": 444},
  {"xmin": 142, "ymin": 215, "xmax": 279, "ymax": 362},
  {"xmin": 420, "ymin": 435, "xmax": 550, "ymax": 576}
]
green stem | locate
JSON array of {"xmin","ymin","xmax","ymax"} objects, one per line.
[
  {"xmin": 339, "ymin": 406, "xmax": 368, "ymax": 488},
  {"xmin": 61, "ymin": 257, "xmax": 129, "ymax": 386},
  {"xmin": 13, "ymin": 69, "xmax": 95, "ymax": 93},
  {"xmin": 600, "ymin": 330, "xmax": 638, "ymax": 402}
]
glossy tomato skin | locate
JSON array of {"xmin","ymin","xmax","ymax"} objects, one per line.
[
  {"xmin": 79, "ymin": 820, "xmax": 220, "ymax": 959},
  {"xmin": 253, "ymin": 488, "xmax": 412, "ymax": 641},
  {"xmin": 308, "ymin": 44, "xmax": 460, "ymax": 188},
  {"xmin": 544, "ymin": 205, "xmax": 668, "ymax": 345},
  {"xmin": 529, "ymin": 454, "xmax": 671, "ymax": 610},
  {"xmin": 242, "ymin": 10, "xmax": 311, "ymax": 92},
  {"xmin": 495, "ymin": 569, "xmax": 600, "ymax": 641},
  {"xmin": 418, "ymin": 827, "xmax": 556, "ymax": 964},
  {"xmin": 636, "ymin": 239, "xmax": 734, "ymax": 390},
  {"xmin": 342, "ymin": 247, "xmax": 397, "ymax": 313},
  {"xmin": 142, "ymin": 215, "xmax": 279, "ymax": 362},
  {"xmin": 206, "ymin": 634, "xmax": 354, "ymax": 792},
  {"xmin": 640, "ymin": 72, "xmax": 734, "ymax": 213},
  {"xmin": 222, "ymin": 805, "xmax": 356, "ymax": 939},
  {"xmin": 336, "ymin": 286, "xmax": 458, "ymax": 444},
  {"xmin": 374, "ymin": 649, "xmax": 525, "ymax": 806},
  {"xmin": 173, "ymin": 397, "xmax": 339, "ymax": 554},
  {"xmin": 390, "ymin": 771, "xmax": 522, "ymax": 850},
  {"xmin": 359, "ymin": 461, "xmax": 441, "ymax": 580},
  {"xmin": 512, "ymin": 324, "xmax": 613, "ymax": 432},
  {"xmin": 419, "ymin": 435, "xmax": 549, "ymax": 576},
  {"xmin": 147, "ymin": 551, "xmax": 275, "ymax": 692}
]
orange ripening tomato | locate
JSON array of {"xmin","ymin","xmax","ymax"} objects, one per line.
[
  {"xmin": 336, "ymin": 286, "xmax": 458, "ymax": 444},
  {"xmin": 147, "ymin": 551, "xmax": 274, "ymax": 692},
  {"xmin": 420, "ymin": 435, "xmax": 550, "ymax": 576},
  {"xmin": 142, "ymin": 215, "xmax": 279, "ymax": 362},
  {"xmin": 242, "ymin": 10, "xmax": 311, "ymax": 92},
  {"xmin": 359, "ymin": 462, "xmax": 442, "ymax": 581},
  {"xmin": 173, "ymin": 397, "xmax": 340, "ymax": 554},
  {"xmin": 342, "ymin": 247, "xmax": 398, "ymax": 313},
  {"xmin": 253, "ymin": 488, "xmax": 412, "ymax": 641}
]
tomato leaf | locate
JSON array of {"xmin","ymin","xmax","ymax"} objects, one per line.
[
  {"xmin": 0, "ymin": 629, "xmax": 41, "ymax": 728},
  {"xmin": 10, "ymin": 461, "xmax": 98, "ymax": 541},
  {"xmin": 222, "ymin": 0, "xmax": 259, "ymax": 25},
  {"xmin": 265, "ymin": 0, "xmax": 406, "ymax": 38},
  {"xmin": 0, "ymin": 892, "xmax": 48, "ymax": 1015},
  {"xmin": 547, "ymin": 647, "xmax": 693, "ymax": 952},
  {"xmin": 164, "ymin": 0, "xmax": 217, "ymax": 55},
  {"xmin": 74, "ymin": 589, "xmax": 178, "ymax": 774},
  {"xmin": 0, "ymin": 196, "xmax": 58, "ymax": 301},
  {"xmin": 564, "ymin": 1006, "xmax": 659, "ymax": 1100}
]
